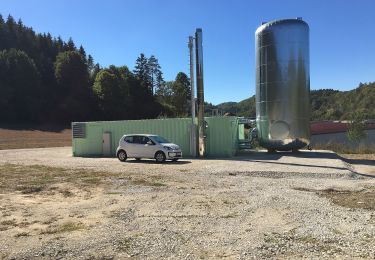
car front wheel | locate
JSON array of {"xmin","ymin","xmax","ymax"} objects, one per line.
[
  {"xmin": 155, "ymin": 151, "xmax": 166, "ymax": 163},
  {"xmin": 117, "ymin": 150, "xmax": 127, "ymax": 162}
]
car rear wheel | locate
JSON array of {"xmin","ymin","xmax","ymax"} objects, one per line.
[
  {"xmin": 155, "ymin": 151, "xmax": 166, "ymax": 163},
  {"xmin": 117, "ymin": 150, "xmax": 127, "ymax": 162}
]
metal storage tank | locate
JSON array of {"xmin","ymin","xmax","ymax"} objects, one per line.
[{"xmin": 255, "ymin": 18, "xmax": 310, "ymax": 151}]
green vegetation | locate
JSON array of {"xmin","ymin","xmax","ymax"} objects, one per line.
[
  {"xmin": 311, "ymin": 142, "xmax": 375, "ymax": 154},
  {"xmin": 206, "ymin": 82, "xmax": 375, "ymax": 120},
  {"xmin": 0, "ymin": 14, "xmax": 191, "ymax": 124},
  {"xmin": 206, "ymin": 96, "xmax": 256, "ymax": 117},
  {"xmin": 293, "ymin": 187, "xmax": 375, "ymax": 210},
  {"xmin": 347, "ymin": 111, "xmax": 367, "ymax": 142},
  {"xmin": 41, "ymin": 221, "xmax": 86, "ymax": 234}
]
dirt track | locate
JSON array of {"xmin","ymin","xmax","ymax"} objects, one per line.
[
  {"xmin": 0, "ymin": 128, "xmax": 71, "ymax": 150},
  {"xmin": 0, "ymin": 147, "xmax": 375, "ymax": 259}
]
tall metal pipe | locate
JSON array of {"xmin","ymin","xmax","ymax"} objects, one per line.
[
  {"xmin": 188, "ymin": 36, "xmax": 197, "ymax": 157},
  {"xmin": 195, "ymin": 28, "xmax": 205, "ymax": 157},
  {"xmin": 188, "ymin": 36, "xmax": 196, "ymax": 122}
]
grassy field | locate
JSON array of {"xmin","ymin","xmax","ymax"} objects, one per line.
[{"xmin": 0, "ymin": 126, "xmax": 71, "ymax": 150}]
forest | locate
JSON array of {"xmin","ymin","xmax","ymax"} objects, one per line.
[
  {"xmin": 0, "ymin": 15, "xmax": 191, "ymax": 125},
  {"xmin": 0, "ymin": 14, "xmax": 374, "ymax": 125}
]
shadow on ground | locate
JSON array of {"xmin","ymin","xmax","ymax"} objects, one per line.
[
  {"xmin": 234, "ymin": 150, "xmax": 342, "ymax": 160},
  {"xmin": 125, "ymin": 159, "xmax": 192, "ymax": 165},
  {"xmin": 340, "ymin": 158, "xmax": 375, "ymax": 167}
]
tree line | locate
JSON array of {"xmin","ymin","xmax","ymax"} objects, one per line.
[
  {"xmin": 0, "ymin": 15, "xmax": 191, "ymax": 125},
  {"xmin": 207, "ymin": 82, "xmax": 375, "ymax": 120}
]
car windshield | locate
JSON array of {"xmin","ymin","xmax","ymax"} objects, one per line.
[{"xmin": 151, "ymin": 135, "xmax": 170, "ymax": 144}]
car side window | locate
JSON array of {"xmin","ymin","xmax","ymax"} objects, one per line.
[
  {"xmin": 133, "ymin": 136, "xmax": 142, "ymax": 144},
  {"xmin": 124, "ymin": 136, "xmax": 133, "ymax": 143},
  {"xmin": 139, "ymin": 136, "xmax": 147, "ymax": 144},
  {"xmin": 143, "ymin": 137, "xmax": 154, "ymax": 144}
]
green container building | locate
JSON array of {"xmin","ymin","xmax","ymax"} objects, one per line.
[{"xmin": 72, "ymin": 116, "xmax": 240, "ymax": 158}]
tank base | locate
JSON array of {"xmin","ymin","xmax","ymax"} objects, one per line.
[{"xmin": 260, "ymin": 139, "xmax": 309, "ymax": 152}]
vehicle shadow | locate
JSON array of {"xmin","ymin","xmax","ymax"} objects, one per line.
[
  {"xmin": 125, "ymin": 159, "xmax": 191, "ymax": 165},
  {"xmin": 339, "ymin": 158, "xmax": 375, "ymax": 167}
]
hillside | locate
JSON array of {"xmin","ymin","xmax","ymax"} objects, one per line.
[{"xmin": 208, "ymin": 82, "xmax": 375, "ymax": 120}]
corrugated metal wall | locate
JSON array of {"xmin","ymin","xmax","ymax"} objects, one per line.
[
  {"xmin": 72, "ymin": 117, "xmax": 239, "ymax": 158},
  {"xmin": 205, "ymin": 117, "xmax": 239, "ymax": 157}
]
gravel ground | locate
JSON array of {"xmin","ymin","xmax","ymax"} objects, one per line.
[{"xmin": 0, "ymin": 147, "xmax": 374, "ymax": 259}]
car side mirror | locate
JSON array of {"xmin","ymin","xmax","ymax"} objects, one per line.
[{"xmin": 147, "ymin": 141, "xmax": 154, "ymax": 145}]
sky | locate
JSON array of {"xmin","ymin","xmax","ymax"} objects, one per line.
[{"xmin": 1, "ymin": 0, "xmax": 375, "ymax": 104}]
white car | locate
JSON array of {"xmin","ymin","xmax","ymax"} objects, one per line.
[{"xmin": 116, "ymin": 134, "xmax": 182, "ymax": 163}]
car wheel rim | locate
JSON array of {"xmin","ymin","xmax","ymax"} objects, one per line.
[
  {"xmin": 119, "ymin": 152, "xmax": 125, "ymax": 160},
  {"xmin": 156, "ymin": 153, "xmax": 164, "ymax": 161}
]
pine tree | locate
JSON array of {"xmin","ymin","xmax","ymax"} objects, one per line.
[
  {"xmin": 148, "ymin": 55, "xmax": 164, "ymax": 95},
  {"xmin": 133, "ymin": 53, "xmax": 151, "ymax": 92},
  {"xmin": 66, "ymin": 37, "xmax": 76, "ymax": 51}
]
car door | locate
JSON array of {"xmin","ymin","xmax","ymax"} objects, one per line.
[
  {"xmin": 133, "ymin": 136, "xmax": 151, "ymax": 158},
  {"xmin": 142, "ymin": 136, "xmax": 157, "ymax": 158},
  {"xmin": 123, "ymin": 135, "xmax": 136, "ymax": 157},
  {"xmin": 131, "ymin": 135, "xmax": 144, "ymax": 157}
]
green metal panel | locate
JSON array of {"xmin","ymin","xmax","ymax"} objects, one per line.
[
  {"xmin": 205, "ymin": 117, "xmax": 239, "ymax": 157},
  {"xmin": 72, "ymin": 117, "xmax": 239, "ymax": 158},
  {"xmin": 72, "ymin": 124, "xmax": 102, "ymax": 157}
]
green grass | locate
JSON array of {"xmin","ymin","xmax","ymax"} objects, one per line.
[{"xmin": 313, "ymin": 142, "xmax": 375, "ymax": 154}]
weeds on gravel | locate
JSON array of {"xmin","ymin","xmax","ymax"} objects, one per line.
[
  {"xmin": 17, "ymin": 185, "xmax": 44, "ymax": 194},
  {"xmin": 59, "ymin": 189, "xmax": 74, "ymax": 197},
  {"xmin": 117, "ymin": 237, "xmax": 134, "ymax": 252},
  {"xmin": 42, "ymin": 217, "xmax": 58, "ymax": 225},
  {"xmin": 0, "ymin": 164, "xmax": 168, "ymax": 194},
  {"xmin": 261, "ymin": 231, "xmax": 343, "ymax": 257},
  {"xmin": 41, "ymin": 221, "xmax": 85, "ymax": 234},
  {"xmin": 222, "ymin": 213, "xmax": 237, "ymax": 218},
  {"xmin": 14, "ymin": 232, "xmax": 29, "ymax": 238},
  {"xmin": 293, "ymin": 187, "xmax": 375, "ymax": 210},
  {"xmin": 1, "ymin": 219, "xmax": 17, "ymax": 226},
  {"xmin": 132, "ymin": 179, "xmax": 166, "ymax": 187}
]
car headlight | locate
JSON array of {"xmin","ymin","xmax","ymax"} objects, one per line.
[{"xmin": 163, "ymin": 146, "xmax": 172, "ymax": 150}]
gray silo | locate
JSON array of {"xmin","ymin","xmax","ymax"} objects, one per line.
[{"xmin": 255, "ymin": 18, "xmax": 310, "ymax": 152}]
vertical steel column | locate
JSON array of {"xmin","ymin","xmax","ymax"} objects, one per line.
[
  {"xmin": 188, "ymin": 36, "xmax": 197, "ymax": 157},
  {"xmin": 195, "ymin": 28, "xmax": 205, "ymax": 157}
]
